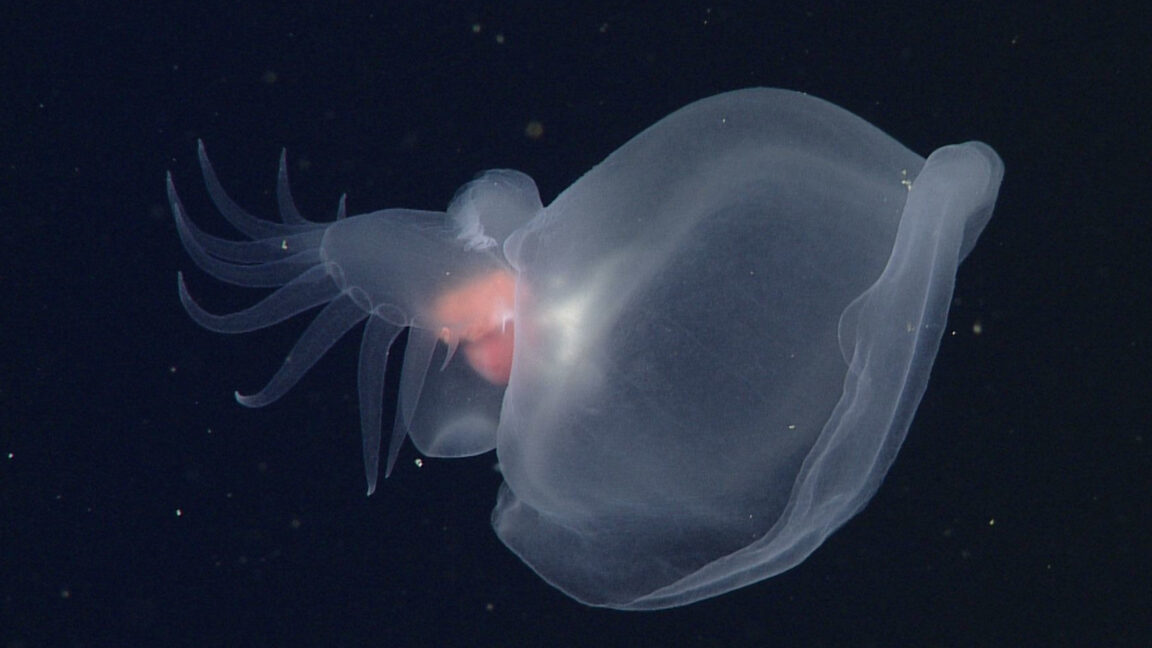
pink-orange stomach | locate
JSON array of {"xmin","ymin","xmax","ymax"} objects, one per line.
[{"xmin": 431, "ymin": 270, "xmax": 516, "ymax": 386}]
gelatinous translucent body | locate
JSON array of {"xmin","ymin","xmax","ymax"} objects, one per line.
[{"xmin": 171, "ymin": 88, "xmax": 1003, "ymax": 609}]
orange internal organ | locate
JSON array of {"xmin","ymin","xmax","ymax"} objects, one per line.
[{"xmin": 431, "ymin": 270, "xmax": 516, "ymax": 385}]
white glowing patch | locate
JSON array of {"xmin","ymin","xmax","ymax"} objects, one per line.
[
  {"xmin": 543, "ymin": 288, "xmax": 596, "ymax": 368},
  {"xmin": 535, "ymin": 255, "xmax": 630, "ymax": 373}
]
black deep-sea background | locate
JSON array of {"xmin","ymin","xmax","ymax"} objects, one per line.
[{"xmin": 2, "ymin": 2, "xmax": 1148, "ymax": 646}]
